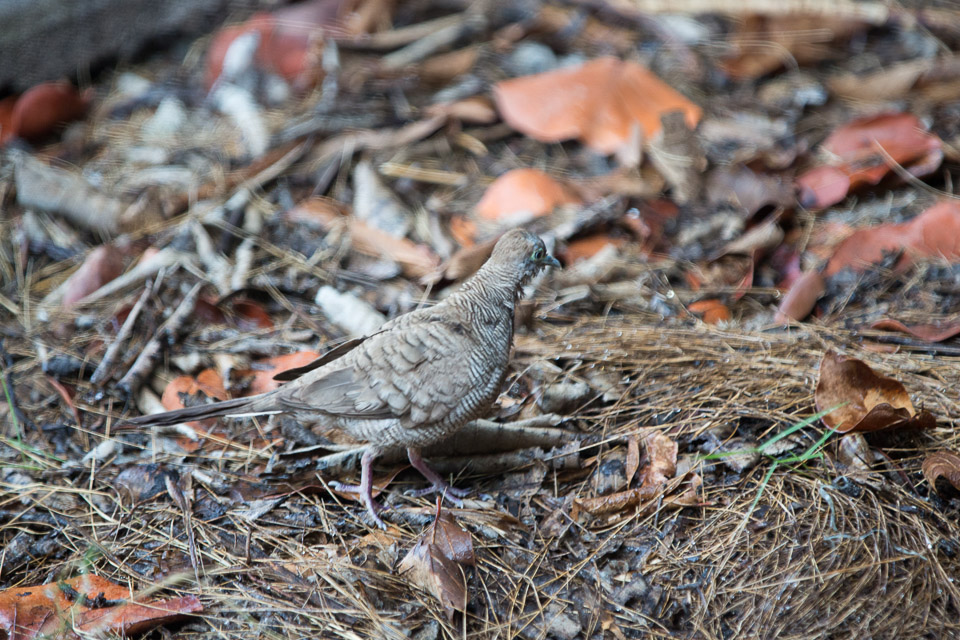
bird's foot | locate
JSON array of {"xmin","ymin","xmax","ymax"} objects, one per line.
[
  {"xmin": 330, "ymin": 480, "xmax": 388, "ymax": 529},
  {"xmin": 405, "ymin": 447, "xmax": 471, "ymax": 506}
]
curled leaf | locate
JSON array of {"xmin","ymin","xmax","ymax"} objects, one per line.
[
  {"xmin": 815, "ymin": 351, "xmax": 935, "ymax": 433},
  {"xmin": 775, "ymin": 270, "xmax": 825, "ymax": 324},
  {"xmin": 922, "ymin": 450, "xmax": 960, "ymax": 494},
  {"xmin": 398, "ymin": 506, "xmax": 474, "ymax": 620},
  {"xmin": 869, "ymin": 318, "xmax": 960, "ymax": 343}
]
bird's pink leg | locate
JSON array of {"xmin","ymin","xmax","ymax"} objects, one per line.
[
  {"xmin": 330, "ymin": 447, "xmax": 386, "ymax": 529},
  {"xmin": 406, "ymin": 447, "xmax": 470, "ymax": 504}
]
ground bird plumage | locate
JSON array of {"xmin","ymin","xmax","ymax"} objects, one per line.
[{"xmin": 125, "ymin": 229, "xmax": 560, "ymax": 527}]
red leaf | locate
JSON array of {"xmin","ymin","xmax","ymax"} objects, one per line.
[
  {"xmin": 3, "ymin": 82, "xmax": 90, "ymax": 144},
  {"xmin": 775, "ymin": 270, "xmax": 825, "ymax": 323},
  {"xmin": 870, "ymin": 318, "xmax": 960, "ymax": 343},
  {"xmin": 796, "ymin": 113, "xmax": 942, "ymax": 210},
  {"xmin": 825, "ymin": 200, "xmax": 960, "ymax": 275}
]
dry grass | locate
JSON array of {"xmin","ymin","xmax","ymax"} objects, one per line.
[{"xmin": 3, "ymin": 317, "xmax": 959, "ymax": 639}]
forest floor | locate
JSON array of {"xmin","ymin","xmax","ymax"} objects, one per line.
[{"xmin": 2, "ymin": 1, "xmax": 960, "ymax": 638}]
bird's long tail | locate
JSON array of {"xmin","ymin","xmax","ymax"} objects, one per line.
[{"xmin": 125, "ymin": 392, "xmax": 281, "ymax": 427}]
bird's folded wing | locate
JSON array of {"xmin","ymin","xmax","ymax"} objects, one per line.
[{"xmin": 275, "ymin": 318, "xmax": 480, "ymax": 426}]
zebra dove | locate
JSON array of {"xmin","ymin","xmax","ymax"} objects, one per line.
[{"xmin": 125, "ymin": 229, "xmax": 560, "ymax": 527}]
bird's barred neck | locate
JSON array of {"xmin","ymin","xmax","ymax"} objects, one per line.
[{"xmin": 449, "ymin": 261, "xmax": 524, "ymax": 316}]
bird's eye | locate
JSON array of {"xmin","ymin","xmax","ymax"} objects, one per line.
[{"xmin": 531, "ymin": 247, "xmax": 544, "ymax": 261}]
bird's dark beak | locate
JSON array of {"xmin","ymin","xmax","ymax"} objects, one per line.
[{"xmin": 543, "ymin": 255, "xmax": 561, "ymax": 269}]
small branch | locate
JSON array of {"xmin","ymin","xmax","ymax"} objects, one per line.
[
  {"xmin": 117, "ymin": 282, "xmax": 202, "ymax": 396},
  {"xmin": 90, "ymin": 281, "xmax": 155, "ymax": 385}
]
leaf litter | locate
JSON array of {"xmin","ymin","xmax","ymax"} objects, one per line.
[{"xmin": 3, "ymin": 0, "xmax": 960, "ymax": 638}]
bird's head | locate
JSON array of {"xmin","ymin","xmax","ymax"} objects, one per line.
[{"xmin": 489, "ymin": 228, "xmax": 561, "ymax": 287}]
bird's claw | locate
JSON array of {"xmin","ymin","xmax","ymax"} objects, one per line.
[{"xmin": 405, "ymin": 483, "xmax": 470, "ymax": 507}]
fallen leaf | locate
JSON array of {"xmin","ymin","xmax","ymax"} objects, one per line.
[
  {"xmin": 426, "ymin": 96, "xmax": 498, "ymax": 124},
  {"xmin": 722, "ymin": 14, "xmax": 865, "ymax": 79},
  {"xmin": 398, "ymin": 503, "xmax": 474, "ymax": 620},
  {"xmin": 559, "ymin": 234, "xmax": 623, "ymax": 264},
  {"xmin": 206, "ymin": 0, "xmax": 348, "ymax": 89},
  {"xmin": 161, "ymin": 370, "xmax": 230, "ymax": 429},
  {"xmin": 639, "ymin": 432, "xmax": 678, "ymax": 488},
  {"xmin": 815, "ymin": 351, "xmax": 936, "ymax": 433},
  {"xmin": 494, "ymin": 57, "xmax": 701, "ymax": 157},
  {"xmin": 0, "ymin": 573, "xmax": 201, "ymax": 640},
  {"xmin": 349, "ymin": 220, "xmax": 440, "ymax": 278},
  {"xmin": 1, "ymin": 82, "xmax": 90, "ymax": 145},
  {"xmin": 796, "ymin": 113, "xmax": 942, "ymax": 210},
  {"xmin": 229, "ymin": 299, "xmax": 274, "ymax": 330},
  {"xmin": 688, "ymin": 299, "xmax": 731, "ymax": 324},
  {"xmin": 246, "ymin": 351, "xmax": 321, "ymax": 395},
  {"xmin": 476, "ymin": 169, "xmax": 581, "ymax": 223},
  {"xmin": 625, "ymin": 435, "xmax": 640, "ymax": 486},
  {"xmin": 775, "ymin": 270, "xmax": 825, "ymax": 323},
  {"xmin": 61, "ymin": 245, "xmax": 126, "ymax": 308},
  {"xmin": 869, "ymin": 318, "xmax": 960, "ymax": 343},
  {"xmin": 922, "ymin": 450, "xmax": 960, "ymax": 494},
  {"xmin": 825, "ymin": 201, "xmax": 960, "ymax": 275}
]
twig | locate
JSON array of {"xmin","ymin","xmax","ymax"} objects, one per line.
[
  {"xmin": 117, "ymin": 282, "xmax": 202, "ymax": 396},
  {"xmin": 90, "ymin": 281, "xmax": 155, "ymax": 385}
]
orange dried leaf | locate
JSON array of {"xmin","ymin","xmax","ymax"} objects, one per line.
[
  {"xmin": 825, "ymin": 200, "xmax": 960, "ymax": 275},
  {"xmin": 476, "ymin": 168, "xmax": 581, "ymax": 222},
  {"xmin": 870, "ymin": 318, "xmax": 960, "ymax": 343},
  {"xmin": 775, "ymin": 270, "xmax": 825, "ymax": 324},
  {"xmin": 246, "ymin": 351, "xmax": 321, "ymax": 395},
  {"xmin": 815, "ymin": 351, "xmax": 936, "ymax": 433},
  {"xmin": 922, "ymin": 450, "xmax": 960, "ymax": 493},
  {"xmin": 0, "ymin": 574, "xmax": 201, "ymax": 640},
  {"xmin": 494, "ymin": 57, "xmax": 701, "ymax": 155},
  {"xmin": 687, "ymin": 299, "xmax": 731, "ymax": 325},
  {"xmin": 559, "ymin": 234, "xmax": 623, "ymax": 264},
  {"xmin": 161, "ymin": 371, "xmax": 229, "ymax": 429}
]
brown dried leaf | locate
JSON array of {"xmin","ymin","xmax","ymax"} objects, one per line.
[
  {"xmin": 922, "ymin": 450, "xmax": 960, "ymax": 493},
  {"xmin": 815, "ymin": 351, "xmax": 936, "ymax": 433},
  {"xmin": 397, "ymin": 504, "xmax": 474, "ymax": 620},
  {"xmin": 639, "ymin": 432, "xmax": 678, "ymax": 488},
  {"xmin": 625, "ymin": 435, "xmax": 640, "ymax": 486}
]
